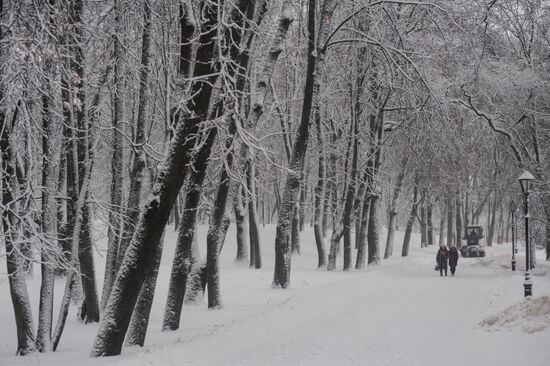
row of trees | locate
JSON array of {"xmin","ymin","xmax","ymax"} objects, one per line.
[{"xmin": 0, "ymin": 0, "xmax": 548, "ymax": 358}]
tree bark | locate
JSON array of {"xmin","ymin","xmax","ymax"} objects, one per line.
[
  {"xmin": 234, "ymin": 184, "xmax": 249, "ymax": 263},
  {"xmin": 427, "ymin": 204, "xmax": 434, "ymax": 246},
  {"xmin": 313, "ymin": 107, "xmax": 327, "ymax": 267},
  {"xmin": 37, "ymin": 72, "xmax": 61, "ymax": 352},
  {"xmin": 117, "ymin": 0, "xmax": 152, "ymax": 268},
  {"xmin": 247, "ymin": 161, "xmax": 262, "ymax": 269},
  {"xmin": 367, "ymin": 193, "xmax": 381, "ymax": 265},
  {"xmin": 402, "ymin": 183, "xmax": 419, "ymax": 257},
  {"xmin": 126, "ymin": 233, "xmax": 164, "ymax": 346},
  {"xmin": 101, "ymin": 0, "xmax": 126, "ymax": 311},
  {"xmin": 91, "ymin": 0, "xmax": 223, "ymax": 356},
  {"xmin": 384, "ymin": 156, "xmax": 407, "ymax": 259},
  {"xmin": 1, "ymin": 99, "xmax": 36, "ymax": 356},
  {"xmin": 455, "ymin": 195, "xmax": 463, "ymax": 248},
  {"xmin": 446, "ymin": 196, "xmax": 454, "ymax": 247}
]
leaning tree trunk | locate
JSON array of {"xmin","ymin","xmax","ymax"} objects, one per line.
[
  {"xmin": 126, "ymin": 233, "xmax": 164, "ymax": 346},
  {"xmin": 273, "ymin": 0, "xmax": 320, "ymax": 287},
  {"xmin": 91, "ymin": 0, "xmax": 223, "ymax": 356},
  {"xmin": 206, "ymin": 131, "xmax": 236, "ymax": 309}
]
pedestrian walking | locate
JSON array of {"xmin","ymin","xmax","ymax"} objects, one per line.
[
  {"xmin": 436, "ymin": 245, "xmax": 449, "ymax": 277},
  {"xmin": 449, "ymin": 246, "xmax": 459, "ymax": 276}
]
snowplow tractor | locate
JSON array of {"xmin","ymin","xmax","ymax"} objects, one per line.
[{"xmin": 460, "ymin": 225, "xmax": 486, "ymax": 258}]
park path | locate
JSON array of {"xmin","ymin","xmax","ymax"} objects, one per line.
[{"xmin": 110, "ymin": 243, "xmax": 549, "ymax": 366}]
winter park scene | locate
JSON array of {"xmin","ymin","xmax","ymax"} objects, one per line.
[{"xmin": 2, "ymin": 0, "xmax": 550, "ymax": 365}]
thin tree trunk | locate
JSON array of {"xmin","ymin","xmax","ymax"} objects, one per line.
[
  {"xmin": 273, "ymin": 0, "xmax": 324, "ymax": 287},
  {"xmin": 37, "ymin": 76, "xmax": 61, "ymax": 352},
  {"xmin": 248, "ymin": 161, "xmax": 262, "ymax": 268},
  {"xmin": 313, "ymin": 106, "xmax": 327, "ymax": 267},
  {"xmin": 419, "ymin": 206, "xmax": 427, "ymax": 248},
  {"xmin": 291, "ymin": 205, "xmax": 301, "ymax": 254},
  {"xmin": 117, "ymin": 0, "xmax": 153, "ymax": 268},
  {"xmin": 101, "ymin": 0, "xmax": 125, "ymax": 312},
  {"xmin": 446, "ymin": 196, "xmax": 454, "ymax": 247},
  {"xmin": 438, "ymin": 203, "xmax": 445, "ymax": 247},
  {"xmin": 384, "ymin": 157, "xmax": 406, "ymax": 258},
  {"xmin": 52, "ymin": 133, "xmax": 95, "ymax": 351},
  {"xmin": 427, "ymin": 204, "xmax": 434, "ymax": 246},
  {"xmin": 456, "ymin": 195, "xmax": 463, "ymax": 248},
  {"xmin": 402, "ymin": 183, "xmax": 419, "ymax": 257}
]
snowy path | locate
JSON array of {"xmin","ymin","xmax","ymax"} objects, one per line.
[
  {"xmin": 1, "ymin": 226, "xmax": 549, "ymax": 366},
  {"xmin": 110, "ymin": 241, "xmax": 550, "ymax": 366}
]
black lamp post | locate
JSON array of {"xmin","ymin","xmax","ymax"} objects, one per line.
[
  {"xmin": 510, "ymin": 201, "xmax": 517, "ymax": 271},
  {"xmin": 519, "ymin": 171, "xmax": 534, "ymax": 297}
]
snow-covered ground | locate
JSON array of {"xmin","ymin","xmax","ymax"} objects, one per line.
[{"xmin": 1, "ymin": 224, "xmax": 549, "ymax": 366}]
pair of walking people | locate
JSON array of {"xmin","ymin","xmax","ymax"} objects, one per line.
[{"xmin": 436, "ymin": 245, "xmax": 459, "ymax": 276}]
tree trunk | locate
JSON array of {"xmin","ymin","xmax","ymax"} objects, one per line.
[
  {"xmin": 438, "ymin": 202, "xmax": 445, "ymax": 247},
  {"xmin": 446, "ymin": 196, "xmax": 454, "ymax": 247},
  {"xmin": 91, "ymin": 0, "xmax": 223, "ymax": 356},
  {"xmin": 367, "ymin": 193, "xmax": 381, "ymax": 265},
  {"xmin": 117, "ymin": 0, "xmax": 152, "ymax": 268},
  {"xmin": 52, "ymin": 130, "xmax": 95, "ymax": 351},
  {"xmin": 234, "ymin": 184, "xmax": 249, "ymax": 263},
  {"xmin": 419, "ymin": 205, "xmax": 427, "ymax": 248},
  {"xmin": 37, "ymin": 76, "xmax": 61, "ymax": 352},
  {"xmin": 427, "ymin": 204, "xmax": 434, "ymax": 246},
  {"xmin": 291, "ymin": 205, "xmax": 301, "ymax": 254},
  {"xmin": 402, "ymin": 184, "xmax": 419, "ymax": 257},
  {"xmin": 126, "ymin": 233, "xmax": 164, "ymax": 346},
  {"xmin": 313, "ymin": 107, "xmax": 327, "ymax": 267},
  {"xmin": 101, "ymin": 0, "xmax": 125, "ymax": 312},
  {"xmin": 248, "ymin": 161, "xmax": 262, "ymax": 269},
  {"xmin": 355, "ymin": 193, "xmax": 371, "ymax": 268},
  {"xmin": 455, "ymin": 195, "xmax": 463, "ymax": 248},
  {"xmin": 273, "ymin": 0, "xmax": 335, "ymax": 287},
  {"xmin": 384, "ymin": 156, "xmax": 407, "ymax": 259},
  {"xmin": 1, "ymin": 100, "xmax": 36, "ymax": 356}
]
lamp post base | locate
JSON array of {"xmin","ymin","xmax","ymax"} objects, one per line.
[
  {"xmin": 511, "ymin": 259, "xmax": 516, "ymax": 271},
  {"xmin": 524, "ymin": 273, "xmax": 533, "ymax": 297}
]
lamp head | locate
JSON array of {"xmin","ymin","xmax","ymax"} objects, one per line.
[{"xmin": 518, "ymin": 171, "xmax": 535, "ymax": 195}]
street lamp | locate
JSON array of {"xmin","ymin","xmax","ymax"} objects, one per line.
[
  {"xmin": 510, "ymin": 201, "xmax": 517, "ymax": 271},
  {"xmin": 519, "ymin": 171, "xmax": 535, "ymax": 297}
]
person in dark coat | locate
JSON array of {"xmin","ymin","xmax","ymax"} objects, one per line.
[
  {"xmin": 449, "ymin": 246, "xmax": 459, "ymax": 276},
  {"xmin": 436, "ymin": 245, "xmax": 449, "ymax": 277}
]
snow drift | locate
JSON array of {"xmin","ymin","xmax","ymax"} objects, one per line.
[{"xmin": 481, "ymin": 296, "xmax": 550, "ymax": 334}]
